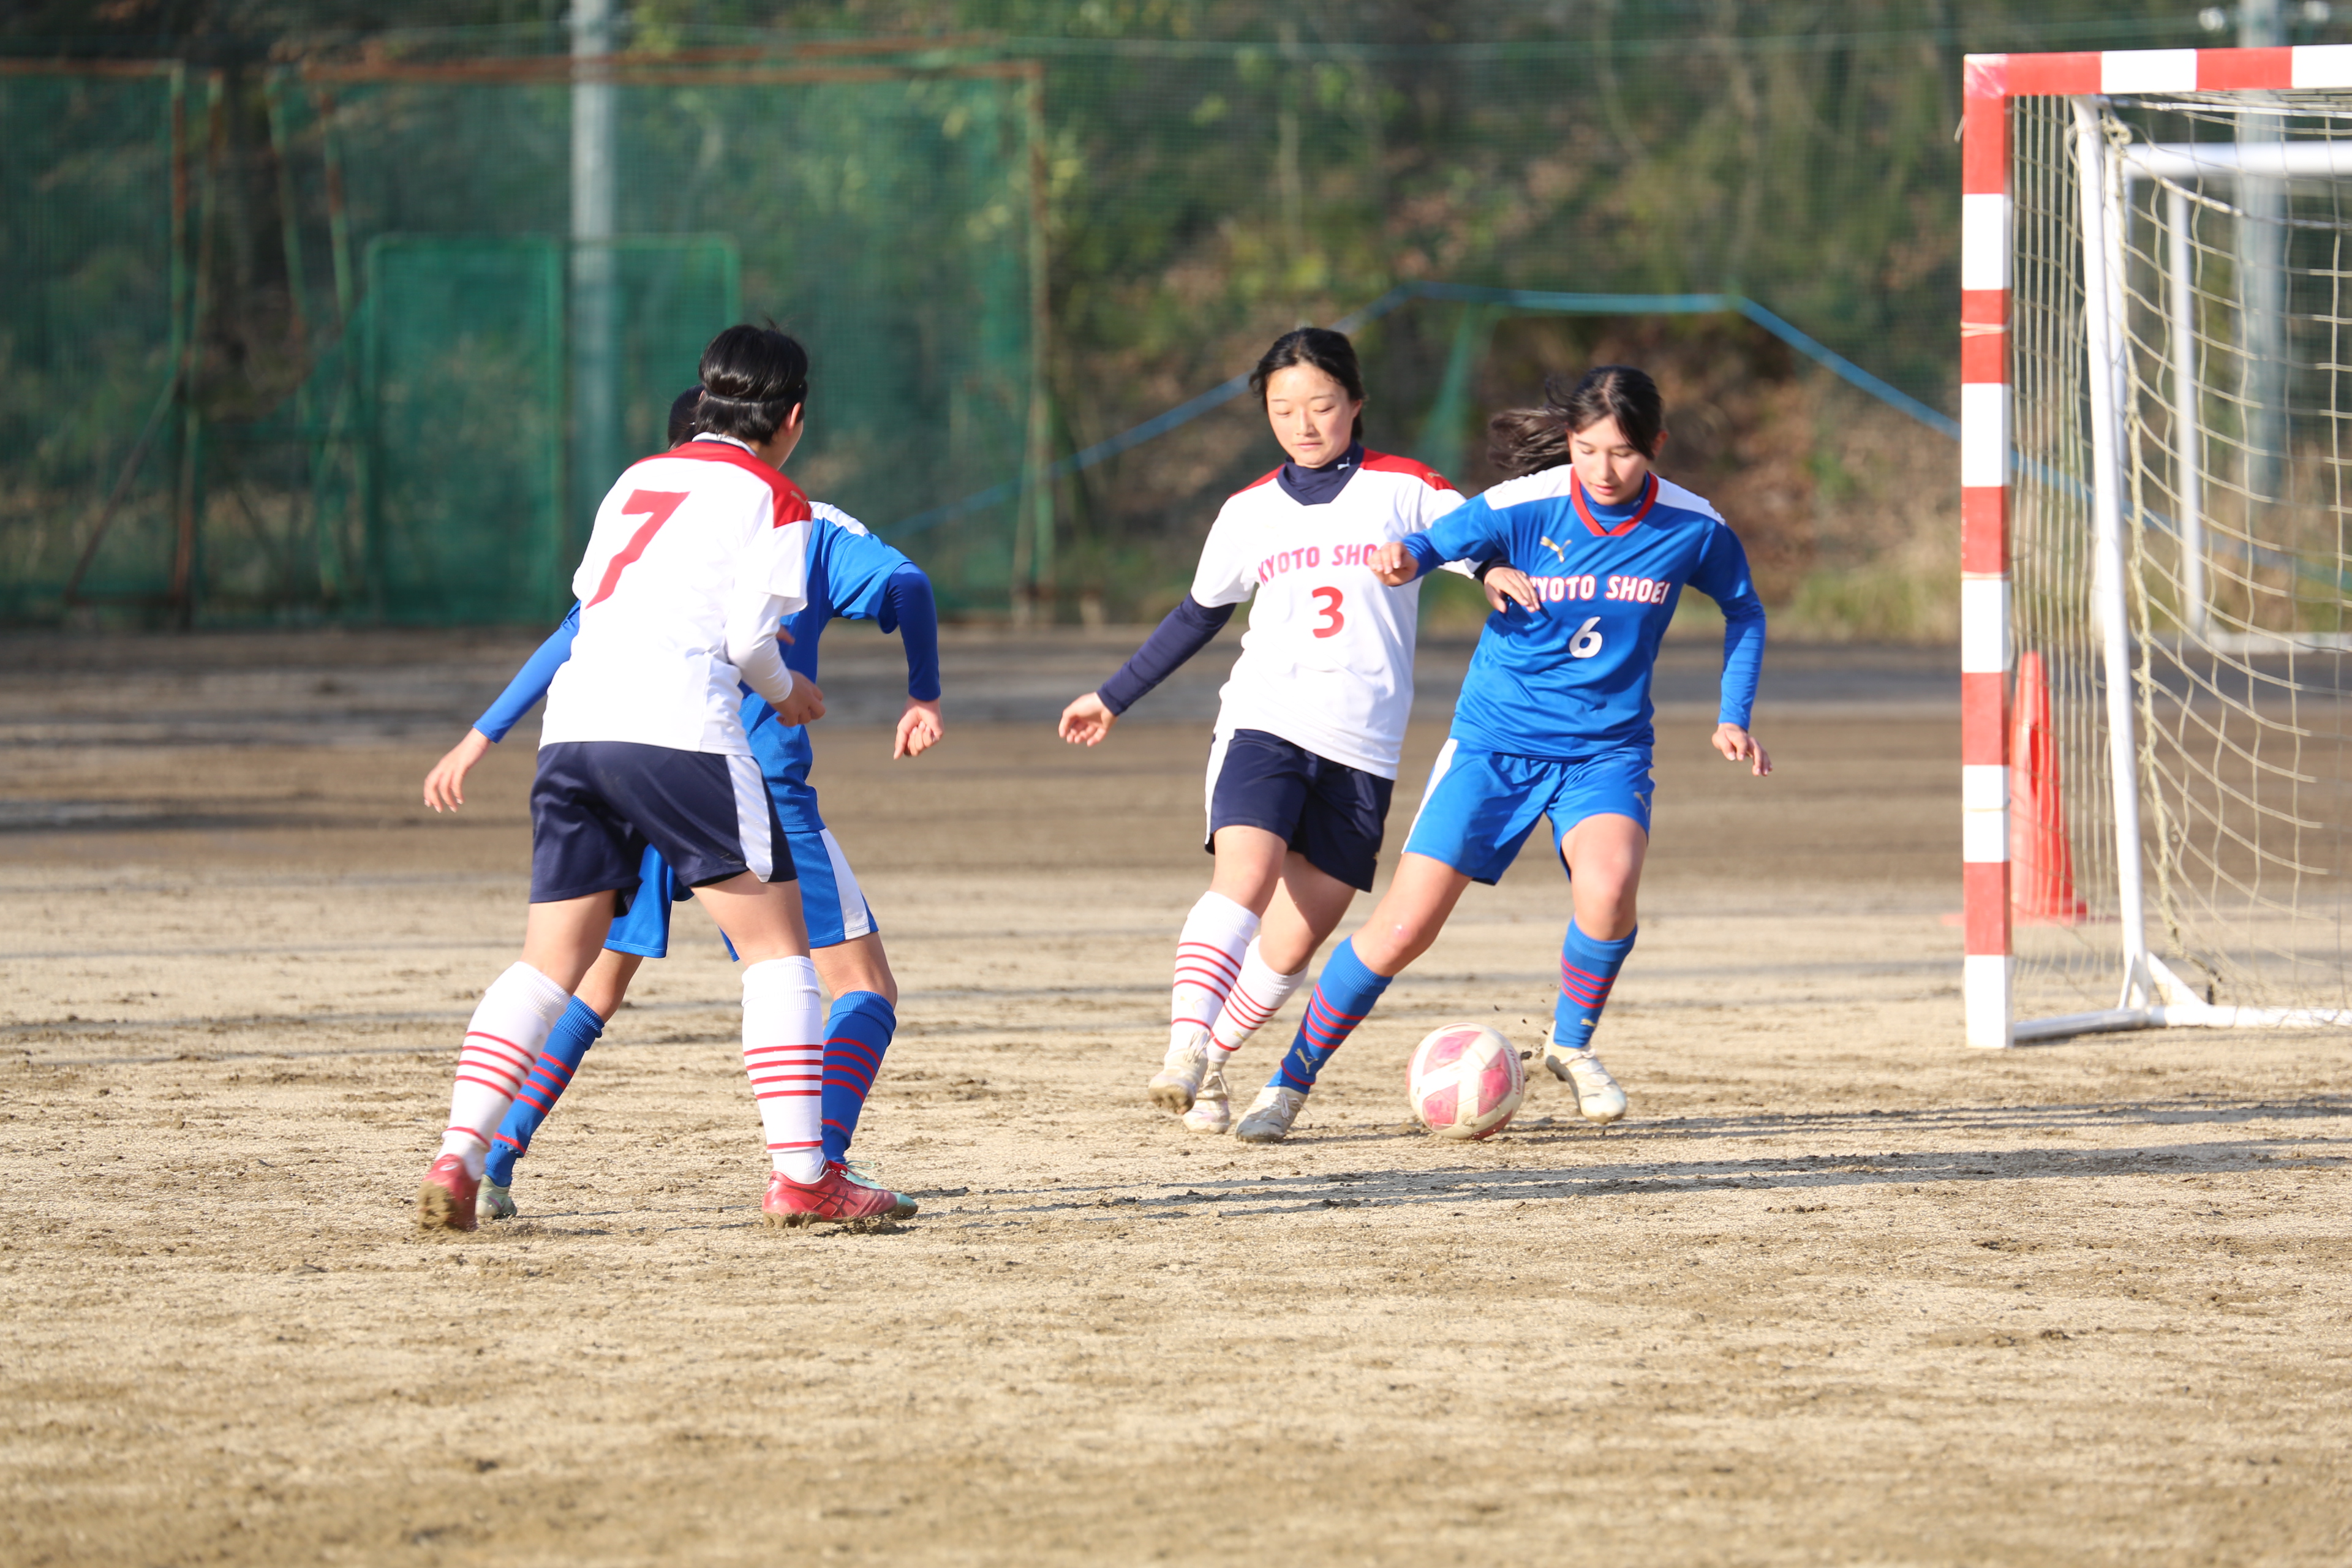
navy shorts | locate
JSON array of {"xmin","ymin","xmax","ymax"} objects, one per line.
[
  {"xmin": 529, "ymin": 741, "xmax": 791, "ymax": 908},
  {"xmin": 1204, "ymin": 728, "xmax": 1395, "ymax": 893},
  {"xmin": 1401, "ymin": 740, "xmax": 1654, "ymax": 886}
]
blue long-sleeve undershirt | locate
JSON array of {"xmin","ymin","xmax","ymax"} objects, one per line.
[
  {"xmin": 473, "ymin": 604, "xmax": 579, "ymax": 743},
  {"xmin": 1097, "ymin": 597, "xmax": 1237, "ymax": 716},
  {"xmin": 876, "ymin": 565, "xmax": 941, "ymax": 703},
  {"xmin": 1716, "ymin": 597, "xmax": 1766, "ymax": 730}
]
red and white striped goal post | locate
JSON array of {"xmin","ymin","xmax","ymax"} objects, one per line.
[{"xmin": 1959, "ymin": 46, "xmax": 2352, "ymax": 1048}]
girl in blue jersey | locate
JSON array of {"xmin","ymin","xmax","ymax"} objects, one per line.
[
  {"xmin": 421, "ymin": 387, "xmax": 943, "ymax": 1219},
  {"xmin": 1227, "ymin": 365, "xmax": 1771, "ymax": 1144}
]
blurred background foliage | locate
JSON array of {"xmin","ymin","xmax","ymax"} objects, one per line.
[{"xmin": 8, "ymin": 1, "xmax": 2346, "ymax": 634}]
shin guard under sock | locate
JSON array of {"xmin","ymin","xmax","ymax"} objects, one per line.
[
  {"xmin": 1273, "ymin": 938, "xmax": 1390, "ymax": 1093},
  {"xmin": 441, "ymin": 963, "xmax": 572, "ymax": 1177},
  {"xmin": 1171, "ymin": 891, "xmax": 1259, "ymax": 1050},
  {"xmin": 820, "ymin": 991, "xmax": 896, "ymax": 1165},
  {"xmin": 484, "ymin": 995, "xmax": 605, "ymax": 1187},
  {"xmin": 1553, "ymin": 921, "xmax": 1638, "ymax": 1052},
  {"xmin": 742, "ymin": 956, "xmax": 826, "ymax": 1183}
]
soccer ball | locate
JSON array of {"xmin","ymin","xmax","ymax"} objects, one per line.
[{"xmin": 1407, "ymin": 1022, "xmax": 1526, "ymax": 1140}]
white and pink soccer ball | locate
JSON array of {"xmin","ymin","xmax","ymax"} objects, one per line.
[{"xmin": 1406, "ymin": 1022, "xmax": 1526, "ymax": 1140}]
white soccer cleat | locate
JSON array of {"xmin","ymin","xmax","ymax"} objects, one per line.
[
  {"xmin": 1182, "ymin": 1065, "xmax": 1232, "ymax": 1134},
  {"xmin": 1232, "ymin": 1084, "xmax": 1308, "ymax": 1144},
  {"xmin": 477, "ymin": 1180, "xmax": 518, "ymax": 1221},
  {"xmin": 1148, "ymin": 1028, "xmax": 1213, "ymax": 1114},
  {"xmin": 1543, "ymin": 1042, "xmax": 1628, "ymax": 1124}
]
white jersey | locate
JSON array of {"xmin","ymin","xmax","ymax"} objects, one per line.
[
  {"xmin": 1190, "ymin": 450, "xmax": 1468, "ymax": 779},
  {"xmin": 540, "ymin": 435, "xmax": 811, "ymax": 755}
]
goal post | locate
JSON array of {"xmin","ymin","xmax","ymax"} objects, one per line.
[{"xmin": 1964, "ymin": 48, "xmax": 2352, "ymax": 1047}]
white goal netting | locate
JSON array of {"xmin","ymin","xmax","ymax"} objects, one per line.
[{"xmin": 2009, "ymin": 90, "xmax": 2352, "ymax": 1031}]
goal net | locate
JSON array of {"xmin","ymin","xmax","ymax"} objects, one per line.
[{"xmin": 1967, "ymin": 50, "xmax": 2352, "ymax": 1045}]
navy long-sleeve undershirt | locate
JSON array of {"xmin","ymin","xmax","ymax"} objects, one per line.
[{"xmin": 1096, "ymin": 597, "xmax": 1236, "ymax": 716}]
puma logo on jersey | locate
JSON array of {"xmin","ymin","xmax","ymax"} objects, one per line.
[{"xmin": 1537, "ymin": 536, "xmax": 1570, "ymax": 565}]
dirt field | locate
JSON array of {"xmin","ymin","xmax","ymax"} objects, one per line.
[{"xmin": 3, "ymin": 630, "xmax": 2348, "ymax": 1566}]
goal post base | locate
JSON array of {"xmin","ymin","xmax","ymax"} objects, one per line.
[{"xmin": 2013, "ymin": 957, "xmax": 2352, "ymax": 1042}]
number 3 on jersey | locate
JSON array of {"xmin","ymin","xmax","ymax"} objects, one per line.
[
  {"xmin": 585, "ymin": 490, "xmax": 688, "ymax": 608},
  {"xmin": 1310, "ymin": 585, "xmax": 1346, "ymax": 639}
]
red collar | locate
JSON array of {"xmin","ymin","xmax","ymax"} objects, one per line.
[{"xmin": 1572, "ymin": 471, "xmax": 1658, "ymax": 537}]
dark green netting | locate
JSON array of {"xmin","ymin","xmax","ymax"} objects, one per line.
[
  {"xmin": 1, "ymin": 61, "xmax": 1038, "ymax": 626},
  {"xmin": 3, "ymin": 32, "xmax": 1976, "ymax": 628},
  {"xmin": 0, "ymin": 67, "xmax": 184, "ymax": 621}
]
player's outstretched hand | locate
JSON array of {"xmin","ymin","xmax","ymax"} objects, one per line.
[
  {"xmin": 423, "ymin": 729, "xmax": 493, "ymax": 813},
  {"xmin": 894, "ymin": 697, "xmax": 943, "ymax": 760},
  {"xmin": 776, "ymin": 676, "xmax": 827, "ymax": 728},
  {"xmin": 1058, "ymin": 692, "xmax": 1118, "ymax": 747},
  {"xmin": 1713, "ymin": 723, "xmax": 1773, "ymax": 778},
  {"xmin": 1482, "ymin": 566, "xmax": 1540, "ymax": 614},
  {"xmin": 1369, "ymin": 541, "xmax": 1418, "ymax": 586}
]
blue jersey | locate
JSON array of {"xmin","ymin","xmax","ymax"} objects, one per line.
[
  {"xmin": 1401, "ymin": 468, "xmax": 1764, "ymax": 761},
  {"xmin": 474, "ymin": 500, "xmax": 940, "ymax": 832}
]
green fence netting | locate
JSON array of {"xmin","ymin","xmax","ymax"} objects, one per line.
[
  {"xmin": 0, "ymin": 64, "xmax": 188, "ymax": 624},
  {"xmin": 1, "ymin": 56, "xmax": 1042, "ymax": 627},
  {"xmin": 2, "ymin": 30, "xmax": 1973, "ymax": 628}
]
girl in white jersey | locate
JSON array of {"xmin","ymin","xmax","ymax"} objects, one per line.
[
  {"xmin": 415, "ymin": 325, "xmax": 904, "ymax": 1231},
  {"xmin": 1059, "ymin": 328, "xmax": 1534, "ymax": 1132}
]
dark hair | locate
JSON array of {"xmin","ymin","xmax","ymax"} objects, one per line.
[
  {"xmin": 1487, "ymin": 364, "xmax": 1666, "ymax": 480},
  {"xmin": 1486, "ymin": 407, "xmax": 1569, "ymax": 480},
  {"xmin": 1249, "ymin": 326, "xmax": 1366, "ymax": 442},
  {"xmin": 695, "ymin": 325, "xmax": 810, "ymax": 445},
  {"xmin": 666, "ymin": 385, "xmax": 704, "ymax": 448}
]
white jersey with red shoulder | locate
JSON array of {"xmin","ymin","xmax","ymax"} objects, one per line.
[
  {"xmin": 540, "ymin": 435, "xmax": 812, "ymax": 755},
  {"xmin": 1189, "ymin": 448, "xmax": 1466, "ymax": 779}
]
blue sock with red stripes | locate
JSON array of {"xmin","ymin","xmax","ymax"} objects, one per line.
[
  {"xmin": 1273, "ymin": 938, "xmax": 1390, "ymax": 1092},
  {"xmin": 1553, "ymin": 921, "xmax": 1637, "ymax": 1051},
  {"xmin": 483, "ymin": 995, "xmax": 604, "ymax": 1186},
  {"xmin": 820, "ymin": 991, "xmax": 896, "ymax": 1165}
]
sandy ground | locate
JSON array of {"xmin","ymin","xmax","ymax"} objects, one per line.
[{"xmin": 2, "ymin": 630, "xmax": 2348, "ymax": 1566}]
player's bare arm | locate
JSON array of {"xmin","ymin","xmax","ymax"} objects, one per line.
[
  {"xmin": 894, "ymin": 696, "xmax": 943, "ymax": 759},
  {"xmin": 1058, "ymin": 690, "xmax": 1118, "ymax": 747},
  {"xmin": 423, "ymin": 728, "xmax": 493, "ymax": 812},
  {"xmin": 1713, "ymin": 722, "xmax": 1771, "ymax": 777}
]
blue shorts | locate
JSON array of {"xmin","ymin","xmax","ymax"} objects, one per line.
[
  {"xmin": 604, "ymin": 827, "xmax": 877, "ymax": 959},
  {"xmin": 1205, "ymin": 728, "xmax": 1395, "ymax": 893},
  {"xmin": 529, "ymin": 741, "xmax": 789, "ymax": 907},
  {"xmin": 1401, "ymin": 741, "xmax": 1654, "ymax": 886}
]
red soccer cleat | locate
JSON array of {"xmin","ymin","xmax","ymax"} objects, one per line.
[
  {"xmin": 417, "ymin": 1154, "xmax": 480, "ymax": 1233},
  {"xmin": 762, "ymin": 1164, "xmax": 904, "ymax": 1227}
]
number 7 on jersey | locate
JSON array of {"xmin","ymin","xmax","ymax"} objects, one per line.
[{"xmin": 585, "ymin": 491, "xmax": 688, "ymax": 608}]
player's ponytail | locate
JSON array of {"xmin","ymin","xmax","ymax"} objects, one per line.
[
  {"xmin": 1486, "ymin": 407, "xmax": 1570, "ymax": 479},
  {"xmin": 1487, "ymin": 364, "xmax": 1666, "ymax": 480},
  {"xmin": 696, "ymin": 325, "xmax": 810, "ymax": 444},
  {"xmin": 1250, "ymin": 326, "xmax": 1366, "ymax": 443}
]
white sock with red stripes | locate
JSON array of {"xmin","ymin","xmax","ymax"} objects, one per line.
[
  {"xmin": 741, "ymin": 956, "xmax": 825, "ymax": 1183},
  {"xmin": 439, "ymin": 962, "xmax": 573, "ymax": 1177},
  {"xmin": 1208, "ymin": 937, "xmax": 1310, "ymax": 1059},
  {"xmin": 1171, "ymin": 891, "xmax": 1258, "ymax": 1053}
]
